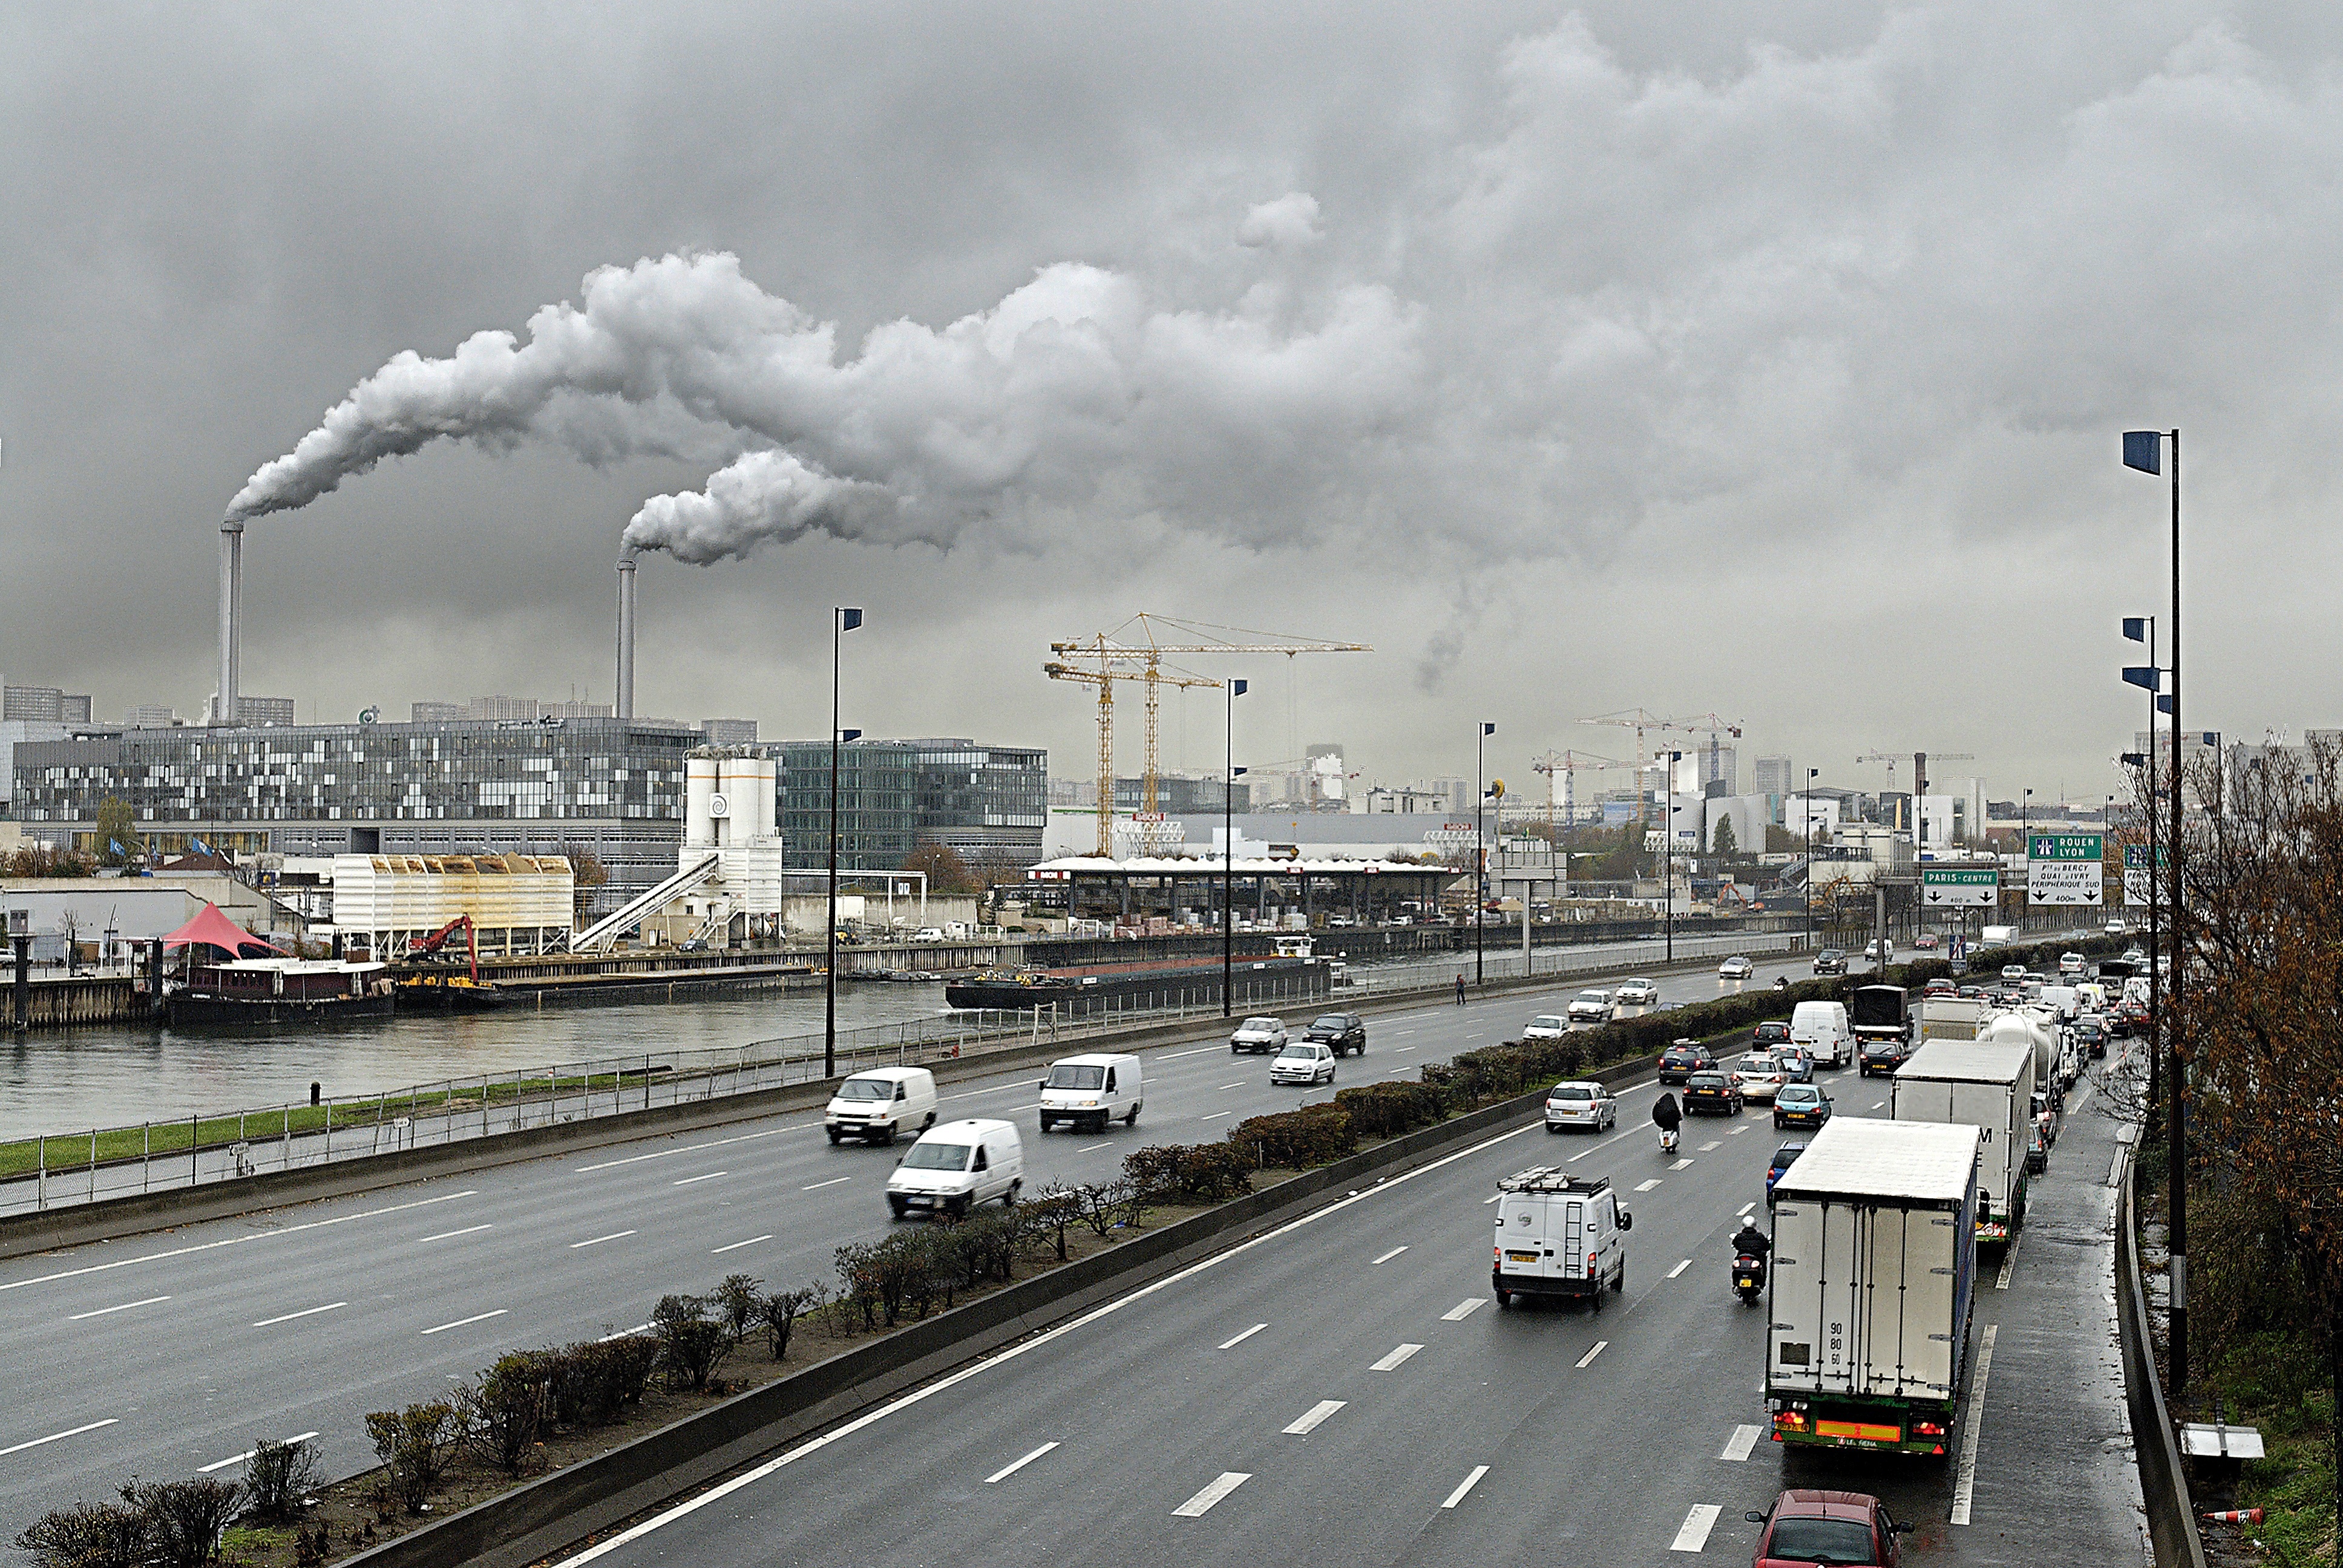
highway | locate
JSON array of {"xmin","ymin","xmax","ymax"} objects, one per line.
[
  {"xmin": 0, "ymin": 953, "xmax": 1815, "ymax": 1532},
  {"xmin": 548, "ymin": 1046, "xmax": 2147, "ymax": 1567}
]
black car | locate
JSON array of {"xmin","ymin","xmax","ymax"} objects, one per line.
[
  {"xmin": 1303, "ymin": 1013, "xmax": 1367, "ymax": 1056},
  {"xmin": 1752, "ymin": 1019, "xmax": 1794, "ymax": 1051},
  {"xmin": 1766, "ymin": 1140, "xmax": 1809, "ymax": 1204},
  {"xmin": 1812, "ymin": 949, "xmax": 1848, "ymax": 976},
  {"xmin": 1859, "ymin": 1038, "xmax": 1909, "ymax": 1077},
  {"xmin": 1683, "ymin": 1070, "xmax": 1744, "ymax": 1115},
  {"xmin": 1658, "ymin": 1042, "xmax": 1717, "ymax": 1084}
]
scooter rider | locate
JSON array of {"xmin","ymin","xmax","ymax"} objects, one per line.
[
  {"xmin": 1651, "ymin": 1091, "xmax": 1682, "ymax": 1152},
  {"xmin": 1731, "ymin": 1218, "xmax": 1772, "ymax": 1270}
]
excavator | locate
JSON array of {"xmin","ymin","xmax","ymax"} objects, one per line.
[{"xmin": 392, "ymin": 915, "xmax": 509, "ymax": 1011}]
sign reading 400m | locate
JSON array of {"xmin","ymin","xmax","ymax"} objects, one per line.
[{"xmin": 2027, "ymin": 832, "xmax": 2105, "ymax": 905}]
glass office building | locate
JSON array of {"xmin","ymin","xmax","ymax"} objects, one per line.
[
  {"xmin": 908, "ymin": 740, "xmax": 1047, "ymax": 872},
  {"xmin": 778, "ymin": 740, "xmax": 919, "ymax": 872}
]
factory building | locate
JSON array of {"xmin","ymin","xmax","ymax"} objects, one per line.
[{"xmin": 330, "ymin": 853, "xmax": 575, "ymax": 956}]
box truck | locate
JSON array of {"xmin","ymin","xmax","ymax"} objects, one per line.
[
  {"xmin": 1766, "ymin": 1118, "xmax": 1981, "ymax": 1458},
  {"xmin": 1891, "ymin": 1039, "xmax": 2034, "ymax": 1246},
  {"xmin": 1916, "ymin": 996, "xmax": 1986, "ymax": 1043}
]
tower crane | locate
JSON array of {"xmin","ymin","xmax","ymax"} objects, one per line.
[
  {"xmin": 1529, "ymin": 750, "xmax": 1631, "ymax": 837},
  {"xmin": 1578, "ymin": 710, "xmax": 1676, "ymax": 828},
  {"xmin": 1665, "ymin": 713, "xmax": 1745, "ymax": 795},
  {"xmin": 1043, "ymin": 658, "xmax": 1222, "ymax": 858},
  {"xmin": 1051, "ymin": 616, "xmax": 1371, "ymax": 837},
  {"xmin": 1855, "ymin": 748, "xmax": 1976, "ymax": 840}
]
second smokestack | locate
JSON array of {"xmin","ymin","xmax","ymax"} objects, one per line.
[
  {"xmin": 216, "ymin": 521, "xmax": 243, "ymax": 725},
  {"xmin": 615, "ymin": 555, "xmax": 637, "ymax": 719}
]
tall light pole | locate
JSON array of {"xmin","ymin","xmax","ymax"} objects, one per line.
[
  {"xmin": 1803, "ymin": 766, "xmax": 1818, "ymax": 952},
  {"xmin": 1222, "ymin": 679, "xmax": 1247, "ymax": 1017},
  {"xmin": 2123, "ymin": 616, "xmax": 2161, "ymax": 1102},
  {"xmin": 824, "ymin": 606, "xmax": 863, "ymax": 1079},
  {"xmin": 2125, "ymin": 425, "xmax": 2187, "ymax": 1391},
  {"xmin": 1476, "ymin": 723, "xmax": 1495, "ymax": 985},
  {"xmin": 1664, "ymin": 750, "xmax": 1681, "ymax": 964}
]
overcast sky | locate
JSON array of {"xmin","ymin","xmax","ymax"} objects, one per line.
[{"xmin": 3, "ymin": 2, "xmax": 2336, "ymax": 808}]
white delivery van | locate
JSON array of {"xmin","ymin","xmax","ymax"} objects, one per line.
[
  {"xmin": 1789, "ymin": 1001, "xmax": 1853, "ymax": 1068},
  {"xmin": 1491, "ymin": 1166, "xmax": 1634, "ymax": 1310},
  {"xmin": 1038, "ymin": 1052, "xmax": 1144, "ymax": 1133},
  {"xmin": 886, "ymin": 1119, "xmax": 1023, "ymax": 1219},
  {"xmin": 823, "ymin": 1067, "xmax": 939, "ymax": 1145}
]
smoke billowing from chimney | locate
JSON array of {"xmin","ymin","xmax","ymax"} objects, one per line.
[{"xmin": 226, "ymin": 238, "xmax": 1419, "ymax": 563}]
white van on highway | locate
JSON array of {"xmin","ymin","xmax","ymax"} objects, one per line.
[
  {"xmin": 1789, "ymin": 1001, "xmax": 1853, "ymax": 1069},
  {"xmin": 824, "ymin": 1067, "xmax": 939, "ymax": 1146},
  {"xmin": 886, "ymin": 1119, "xmax": 1023, "ymax": 1219},
  {"xmin": 1038, "ymin": 1052, "xmax": 1144, "ymax": 1134},
  {"xmin": 1491, "ymin": 1166, "xmax": 1633, "ymax": 1309}
]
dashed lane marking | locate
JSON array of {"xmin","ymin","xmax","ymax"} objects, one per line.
[
  {"xmin": 1738, "ymin": 1201, "xmax": 1756, "ymax": 1217},
  {"xmin": 672, "ymin": 1171, "xmax": 728, "ymax": 1186},
  {"xmin": 1217, "ymin": 1324, "xmax": 1267, "ymax": 1350},
  {"xmin": 1667, "ymin": 1259, "xmax": 1691, "ymax": 1278},
  {"xmin": 68, "ymin": 1295, "xmax": 169, "ymax": 1321},
  {"xmin": 984, "ymin": 1442, "xmax": 1058, "ymax": 1483},
  {"xmin": 1442, "ymin": 1298, "xmax": 1486, "ymax": 1321},
  {"xmin": 1720, "ymin": 1425, "xmax": 1761, "ymax": 1462},
  {"xmin": 1283, "ymin": 1399, "xmax": 1346, "ymax": 1435},
  {"xmin": 711, "ymin": 1235, "xmax": 772, "ymax": 1254},
  {"xmin": 576, "ymin": 1129, "xmax": 789, "ymax": 1171},
  {"xmin": 1576, "ymin": 1341, "xmax": 1608, "ymax": 1369},
  {"xmin": 1670, "ymin": 1158, "xmax": 1695, "ymax": 1170},
  {"xmin": 418, "ymin": 1224, "xmax": 494, "ymax": 1243},
  {"xmin": 801, "ymin": 1177, "xmax": 851, "ymax": 1192},
  {"xmin": 1729, "ymin": 1126, "xmax": 1748, "ymax": 1135},
  {"xmin": 1996, "ymin": 1233, "xmax": 2021, "ymax": 1290},
  {"xmin": 200, "ymin": 1432, "xmax": 318, "ymax": 1474},
  {"xmin": 1949, "ymin": 1324, "xmax": 1999, "ymax": 1524},
  {"xmin": 0, "ymin": 1419, "xmax": 119, "ymax": 1457},
  {"xmin": 252, "ymin": 1302, "xmax": 344, "ymax": 1327},
  {"xmin": 420, "ymin": 1308, "xmax": 508, "ymax": 1336},
  {"xmin": 569, "ymin": 1230, "xmax": 636, "ymax": 1249},
  {"xmin": 1671, "ymin": 1503, "xmax": 1722, "ymax": 1552},
  {"xmin": 1636, "ymin": 1179, "xmax": 1663, "ymax": 1192},
  {"xmin": 1440, "ymin": 1465, "xmax": 1491, "ymax": 1508},
  {"xmin": 1201, "ymin": 1111, "xmax": 1232, "ymax": 1122},
  {"xmin": 1372, "ymin": 1246, "xmax": 1409, "ymax": 1265},
  {"xmin": 0, "ymin": 1190, "xmax": 478, "ymax": 1293},
  {"xmin": 1372, "ymin": 1344, "xmax": 1423, "ymax": 1371},
  {"xmin": 1173, "ymin": 1472, "xmax": 1251, "ymax": 1517},
  {"xmin": 1075, "ymin": 1142, "xmax": 1113, "ymax": 1152}
]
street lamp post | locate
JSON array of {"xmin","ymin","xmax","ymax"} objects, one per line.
[
  {"xmin": 824, "ymin": 606, "xmax": 864, "ymax": 1079},
  {"xmin": 1803, "ymin": 766, "xmax": 1818, "ymax": 952},
  {"xmin": 1476, "ymin": 723, "xmax": 1495, "ymax": 986},
  {"xmin": 2124, "ymin": 425, "xmax": 2187, "ymax": 1390},
  {"xmin": 1665, "ymin": 750, "xmax": 1681, "ymax": 964},
  {"xmin": 2123, "ymin": 616, "xmax": 2161, "ymax": 1129},
  {"xmin": 1222, "ymin": 679, "xmax": 1247, "ymax": 1018}
]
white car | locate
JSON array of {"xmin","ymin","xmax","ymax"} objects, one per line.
[
  {"xmin": 1230, "ymin": 1016, "xmax": 1288, "ymax": 1054},
  {"xmin": 1614, "ymin": 978, "xmax": 1659, "ymax": 1006},
  {"xmin": 1522, "ymin": 1014, "xmax": 1569, "ymax": 1040},
  {"xmin": 1544, "ymin": 1080, "xmax": 1617, "ymax": 1133},
  {"xmin": 2058, "ymin": 952, "xmax": 2087, "ymax": 976},
  {"xmin": 1729, "ymin": 1050, "xmax": 1789, "ymax": 1102},
  {"xmin": 1717, "ymin": 955, "xmax": 1755, "ymax": 981},
  {"xmin": 1269, "ymin": 1040, "xmax": 1337, "ymax": 1086},
  {"xmin": 1565, "ymin": 990, "xmax": 1614, "ymax": 1024}
]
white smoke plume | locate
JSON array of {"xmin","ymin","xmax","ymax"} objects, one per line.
[{"xmin": 229, "ymin": 246, "xmax": 1420, "ymax": 563}]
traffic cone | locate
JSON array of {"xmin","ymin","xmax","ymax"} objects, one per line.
[{"xmin": 2201, "ymin": 1509, "xmax": 2263, "ymax": 1524}]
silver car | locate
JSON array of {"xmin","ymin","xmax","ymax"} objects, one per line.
[
  {"xmin": 1544, "ymin": 1080, "xmax": 1617, "ymax": 1133},
  {"xmin": 1230, "ymin": 1016, "xmax": 1288, "ymax": 1054},
  {"xmin": 1269, "ymin": 1040, "xmax": 1337, "ymax": 1086},
  {"xmin": 1614, "ymin": 978, "xmax": 1659, "ymax": 1006},
  {"xmin": 1565, "ymin": 990, "xmax": 1614, "ymax": 1024},
  {"xmin": 1717, "ymin": 955, "xmax": 1755, "ymax": 981}
]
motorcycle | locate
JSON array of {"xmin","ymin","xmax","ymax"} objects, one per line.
[
  {"xmin": 1659, "ymin": 1126, "xmax": 1680, "ymax": 1155},
  {"xmin": 1732, "ymin": 1253, "xmax": 1767, "ymax": 1305}
]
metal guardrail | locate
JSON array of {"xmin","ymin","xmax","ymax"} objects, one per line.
[{"xmin": 2115, "ymin": 1134, "xmax": 2210, "ymax": 1568}]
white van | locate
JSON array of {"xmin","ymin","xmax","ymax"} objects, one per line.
[
  {"xmin": 886, "ymin": 1119, "xmax": 1023, "ymax": 1219},
  {"xmin": 1038, "ymin": 1052, "xmax": 1144, "ymax": 1134},
  {"xmin": 1490, "ymin": 1166, "xmax": 1633, "ymax": 1309},
  {"xmin": 823, "ymin": 1067, "xmax": 939, "ymax": 1145},
  {"xmin": 1789, "ymin": 1000, "xmax": 1853, "ymax": 1069}
]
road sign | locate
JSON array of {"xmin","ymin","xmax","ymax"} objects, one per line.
[
  {"xmin": 2028, "ymin": 832, "xmax": 2104, "ymax": 905},
  {"xmin": 1921, "ymin": 867, "xmax": 1998, "ymax": 907},
  {"xmin": 2122, "ymin": 843, "xmax": 2166, "ymax": 906}
]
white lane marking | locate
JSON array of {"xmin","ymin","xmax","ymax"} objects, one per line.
[
  {"xmin": 1394, "ymin": 1047, "xmax": 1417, "ymax": 1054},
  {"xmin": 1372, "ymin": 1246, "xmax": 1409, "ymax": 1265},
  {"xmin": 0, "ymin": 1190, "xmax": 477, "ymax": 1294},
  {"xmin": 1671, "ymin": 1503, "xmax": 1722, "ymax": 1552},
  {"xmin": 569, "ymin": 1230, "xmax": 637, "ymax": 1249},
  {"xmin": 1949, "ymin": 1323, "xmax": 1997, "ymax": 1523},
  {"xmin": 418, "ymin": 1224, "xmax": 494, "ymax": 1243},
  {"xmin": 801, "ymin": 1177, "xmax": 852, "ymax": 1192},
  {"xmin": 68, "ymin": 1295, "xmax": 170, "ymax": 1321},
  {"xmin": 1200, "ymin": 1111, "xmax": 1232, "ymax": 1121},
  {"xmin": 1575, "ymin": 1340, "xmax": 1608, "ymax": 1369},
  {"xmin": 1668, "ymin": 1259, "xmax": 1691, "ymax": 1278},
  {"xmin": 597, "ymin": 1322, "xmax": 652, "ymax": 1342},
  {"xmin": 1075, "ymin": 1142, "xmax": 1113, "ymax": 1152},
  {"xmin": 1464, "ymin": 1033, "xmax": 1484, "ymax": 1040},
  {"xmin": 984, "ymin": 1441, "xmax": 1060, "ymax": 1483},
  {"xmin": 1870, "ymin": 1101, "xmax": 1886, "ymax": 1110},
  {"xmin": 0, "ymin": 1419, "xmax": 120, "ymax": 1457},
  {"xmin": 1699, "ymin": 1140, "xmax": 1722, "ymax": 1151},
  {"xmin": 1282, "ymin": 1399, "xmax": 1346, "ymax": 1435},
  {"xmin": 1729, "ymin": 1126, "xmax": 1748, "ymax": 1135},
  {"xmin": 1173, "ymin": 1472, "xmax": 1252, "ymax": 1517},
  {"xmin": 1217, "ymin": 1082, "xmax": 1248, "ymax": 1090},
  {"xmin": 252, "ymin": 1301, "xmax": 346, "ymax": 1327},
  {"xmin": 420, "ymin": 1308, "xmax": 508, "ymax": 1336},
  {"xmin": 1482, "ymin": 1194, "xmax": 1501, "ymax": 1204},
  {"xmin": 1635, "ymin": 1178, "xmax": 1663, "ymax": 1192},
  {"xmin": 673, "ymin": 1171, "xmax": 729, "ymax": 1186},
  {"xmin": 1996, "ymin": 1233, "xmax": 2021, "ymax": 1290},
  {"xmin": 1670, "ymin": 1157, "xmax": 1695, "ymax": 1170},
  {"xmin": 711, "ymin": 1235, "xmax": 772, "ymax": 1255},
  {"xmin": 1440, "ymin": 1465, "xmax": 1491, "ymax": 1508},
  {"xmin": 1217, "ymin": 1323, "xmax": 1267, "ymax": 1350},
  {"xmin": 1442, "ymin": 1298, "xmax": 1485, "ymax": 1321},
  {"xmin": 1372, "ymin": 1343, "xmax": 1423, "ymax": 1371},
  {"xmin": 1720, "ymin": 1424, "xmax": 1762, "ymax": 1462},
  {"xmin": 547, "ymin": 1114, "xmax": 1547, "ymax": 1566},
  {"xmin": 198, "ymin": 1431, "xmax": 318, "ymax": 1473},
  {"xmin": 1738, "ymin": 1201, "xmax": 1757, "ymax": 1217},
  {"xmin": 576, "ymin": 1126, "xmax": 791, "ymax": 1171},
  {"xmin": 1156, "ymin": 1045, "xmax": 1223, "ymax": 1059}
]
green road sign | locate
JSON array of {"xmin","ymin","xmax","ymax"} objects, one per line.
[{"xmin": 2028, "ymin": 833, "xmax": 2103, "ymax": 861}]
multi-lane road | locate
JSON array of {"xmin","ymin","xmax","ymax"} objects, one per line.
[{"xmin": 0, "ymin": 954, "xmax": 1810, "ymax": 1532}]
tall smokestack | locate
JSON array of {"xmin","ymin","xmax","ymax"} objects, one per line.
[
  {"xmin": 615, "ymin": 554, "xmax": 637, "ymax": 720},
  {"xmin": 216, "ymin": 521, "xmax": 243, "ymax": 725}
]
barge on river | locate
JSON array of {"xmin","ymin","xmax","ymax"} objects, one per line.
[
  {"xmin": 945, "ymin": 939, "xmax": 1326, "ymax": 1014},
  {"xmin": 166, "ymin": 958, "xmax": 397, "ymax": 1027}
]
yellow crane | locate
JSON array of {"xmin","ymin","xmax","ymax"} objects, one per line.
[
  {"xmin": 1050, "ymin": 616, "xmax": 1371, "ymax": 849},
  {"xmin": 1529, "ymin": 750, "xmax": 1632, "ymax": 838}
]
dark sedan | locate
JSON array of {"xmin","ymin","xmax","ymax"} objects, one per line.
[
  {"xmin": 1859, "ymin": 1039, "xmax": 1909, "ymax": 1077},
  {"xmin": 1752, "ymin": 1019, "xmax": 1794, "ymax": 1051},
  {"xmin": 1683, "ymin": 1070, "xmax": 1745, "ymax": 1116},
  {"xmin": 1812, "ymin": 949, "xmax": 1848, "ymax": 976},
  {"xmin": 1659, "ymin": 1042, "xmax": 1718, "ymax": 1084},
  {"xmin": 1303, "ymin": 1013, "xmax": 1367, "ymax": 1056}
]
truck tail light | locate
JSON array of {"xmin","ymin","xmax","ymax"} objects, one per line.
[
  {"xmin": 1773, "ymin": 1409, "xmax": 1807, "ymax": 1432},
  {"xmin": 1912, "ymin": 1419, "xmax": 1946, "ymax": 1437}
]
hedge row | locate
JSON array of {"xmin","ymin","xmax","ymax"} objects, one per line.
[
  {"xmin": 1122, "ymin": 1143, "xmax": 1254, "ymax": 1203},
  {"xmin": 1227, "ymin": 1103, "xmax": 1356, "ymax": 1168}
]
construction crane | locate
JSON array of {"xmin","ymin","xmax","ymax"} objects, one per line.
[
  {"xmin": 1855, "ymin": 749, "xmax": 1976, "ymax": 840},
  {"xmin": 1665, "ymin": 713, "xmax": 1745, "ymax": 795},
  {"xmin": 1579, "ymin": 710, "xmax": 1738, "ymax": 825},
  {"xmin": 1043, "ymin": 658, "xmax": 1222, "ymax": 857},
  {"xmin": 1050, "ymin": 616, "xmax": 1371, "ymax": 846},
  {"xmin": 1529, "ymin": 750, "xmax": 1631, "ymax": 837}
]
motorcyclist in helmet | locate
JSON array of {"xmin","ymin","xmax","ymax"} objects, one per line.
[{"xmin": 1731, "ymin": 1218, "xmax": 1771, "ymax": 1263}]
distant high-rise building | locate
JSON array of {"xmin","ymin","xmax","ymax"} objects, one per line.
[
  {"xmin": 1113, "ymin": 774, "xmax": 1249, "ymax": 814},
  {"xmin": 1751, "ymin": 756, "xmax": 1792, "ymax": 797},
  {"xmin": 1695, "ymin": 742, "xmax": 1738, "ymax": 796},
  {"xmin": 2, "ymin": 680, "xmax": 93, "ymax": 724},
  {"xmin": 124, "ymin": 705, "xmax": 178, "ymax": 729},
  {"xmin": 411, "ymin": 702, "xmax": 464, "ymax": 724},
  {"xmin": 239, "ymin": 696, "xmax": 297, "ymax": 726},
  {"xmin": 702, "ymin": 717, "xmax": 759, "ymax": 746}
]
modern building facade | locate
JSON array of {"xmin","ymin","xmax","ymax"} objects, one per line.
[
  {"xmin": 778, "ymin": 739, "xmax": 919, "ymax": 872},
  {"xmin": 2, "ymin": 680, "xmax": 93, "ymax": 724},
  {"xmin": 909, "ymin": 740, "xmax": 1047, "ymax": 872},
  {"xmin": 1110, "ymin": 773, "xmax": 1248, "ymax": 816}
]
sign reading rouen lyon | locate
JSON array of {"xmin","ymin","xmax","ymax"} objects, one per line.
[{"xmin": 2027, "ymin": 832, "xmax": 2104, "ymax": 905}]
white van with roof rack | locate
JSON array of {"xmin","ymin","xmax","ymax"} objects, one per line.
[{"xmin": 1492, "ymin": 1166, "xmax": 1633, "ymax": 1309}]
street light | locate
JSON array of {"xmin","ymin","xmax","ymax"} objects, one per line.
[
  {"xmin": 824, "ymin": 607, "xmax": 864, "ymax": 1079},
  {"xmin": 1222, "ymin": 679, "xmax": 1247, "ymax": 1018},
  {"xmin": 2123, "ymin": 424, "xmax": 2188, "ymax": 1390},
  {"xmin": 1665, "ymin": 750, "xmax": 1682, "ymax": 964},
  {"xmin": 1476, "ymin": 723, "xmax": 1495, "ymax": 986},
  {"xmin": 1803, "ymin": 766, "xmax": 1818, "ymax": 952}
]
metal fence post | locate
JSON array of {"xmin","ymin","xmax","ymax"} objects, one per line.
[
  {"xmin": 142, "ymin": 1122, "xmax": 150, "ymax": 1194},
  {"xmin": 324, "ymin": 1099, "xmax": 333, "ymax": 1159},
  {"xmin": 88, "ymin": 1128, "xmax": 97, "ymax": 1203},
  {"xmin": 190, "ymin": 1112, "xmax": 198, "ymax": 1184},
  {"xmin": 36, "ymin": 1134, "xmax": 45, "ymax": 1211}
]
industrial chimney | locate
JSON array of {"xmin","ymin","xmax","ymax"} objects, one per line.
[
  {"xmin": 215, "ymin": 521, "xmax": 243, "ymax": 725},
  {"xmin": 615, "ymin": 554, "xmax": 637, "ymax": 720}
]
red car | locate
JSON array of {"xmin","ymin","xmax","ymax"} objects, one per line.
[{"xmin": 1746, "ymin": 1489, "xmax": 1912, "ymax": 1566}]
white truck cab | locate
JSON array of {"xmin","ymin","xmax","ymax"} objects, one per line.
[
  {"xmin": 886, "ymin": 1119, "xmax": 1023, "ymax": 1219},
  {"xmin": 824, "ymin": 1067, "xmax": 939, "ymax": 1145},
  {"xmin": 1492, "ymin": 1166, "xmax": 1633, "ymax": 1309},
  {"xmin": 1038, "ymin": 1052, "xmax": 1144, "ymax": 1133}
]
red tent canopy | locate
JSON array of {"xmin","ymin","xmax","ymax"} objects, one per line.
[{"xmin": 161, "ymin": 902, "xmax": 283, "ymax": 956}]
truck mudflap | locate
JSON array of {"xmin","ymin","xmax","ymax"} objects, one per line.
[{"xmin": 1768, "ymin": 1394, "xmax": 1956, "ymax": 1457}]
